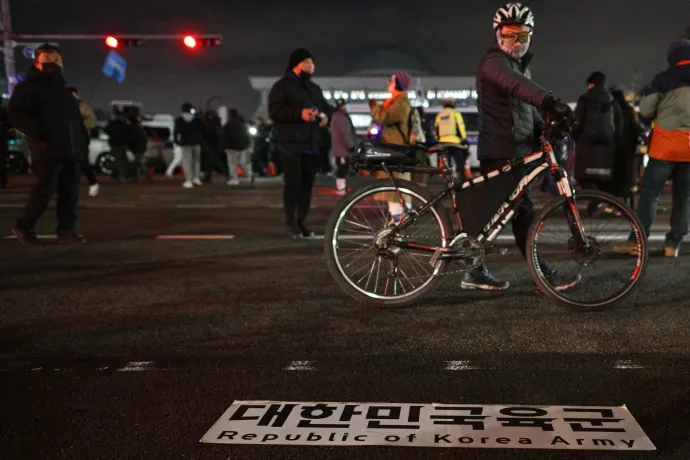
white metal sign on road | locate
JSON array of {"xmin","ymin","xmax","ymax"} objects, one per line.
[{"xmin": 201, "ymin": 401, "xmax": 655, "ymax": 451}]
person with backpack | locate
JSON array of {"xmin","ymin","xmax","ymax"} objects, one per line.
[
  {"xmin": 614, "ymin": 39, "xmax": 690, "ymax": 258},
  {"xmin": 330, "ymin": 98, "xmax": 358, "ymax": 196},
  {"xmin": 224, "ymin": 108, "xmax": 252, "ymax": 186},
  {"xmin": 572, "ymin": 71, "xmax": 623, "ymax": 215},
  {"xmin": 369, "ymin": 71, "xmax": 416, "ymax": 220}
]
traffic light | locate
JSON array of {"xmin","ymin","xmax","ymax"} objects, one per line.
[
  {"xmin": 105, "ymin": 36, "xmax": 143, "ymax": 48},
  {"xmin": 183, "ymin": 35, "xmax": 221, "ymax": 48}
]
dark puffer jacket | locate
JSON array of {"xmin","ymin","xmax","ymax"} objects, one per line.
[
  {"xmin": 268, "ymin": 71, "xmax": 331, "ymax": 153},
  {"xmin": 476, "ymin": 45, "xmax": 549, "ymax": 160},
  {"xmin": 8, "ymin": 66, "xmax": 87, "ymax": 161}
]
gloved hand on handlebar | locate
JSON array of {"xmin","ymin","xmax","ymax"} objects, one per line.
[{"xmin": 542, "ymin": 94, "xmax": 574, "ymax": 126}]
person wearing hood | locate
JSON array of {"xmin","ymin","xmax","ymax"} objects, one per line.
[
  {"xmin": 105, "ymin": 104, "xmax": 133, "ymax": 182},
  {"xmin": 572, "ymin": 72, "xmax": 623, "ymax": 211},
  {"xmin": 461, "ymin": 2, "xmax": 577, "ymax": 293},
  {"xmin": 268, "ymin": 48, "xmax": 331, "ymax": 239},
  {"xmin": 614, "ymin": 39, "xmax": 690, "ymax": 258},
  {"xmin": 173, "ymin": 102, "xmax": 206, "ymax": 188},
  {"xmin": 8, "ymin": 43, "xmax": 88, "ymax": 245},
  {"xmin": 330, "ymin": 98, "xmax": 358, "ymax": 195},
  {"xmin": 223, "ymin": 108, "xmax": 252, "ymax": 186}
]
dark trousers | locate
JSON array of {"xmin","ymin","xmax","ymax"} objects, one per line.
[
  {"xmin": 17, "ymin": 157, "xmax": 80, "ymax": 234},
  {"xmin": 0, "ymin": 146, "xmax": 7, "ymax": 187},
  {"xmin": 480, "ymin": 159, "xmax": 535, "ymax": 259},
  {"xmin": 280, "ymin": 151, "xmax": 319, "ymax": 225},
  {"xmin": 81, "ymin": 162, "xmax": 98, "ymax": 186},
  {"xmin": 335, "ymin": 157, "xmax": 349, "ymax": 179},
  {"xmin": 634, "ymin": 157, "xmax": 690, "ymax": 246},
  {"xmin": 111, "ymin": 145, "xmax": 129, "ymax": 180}
]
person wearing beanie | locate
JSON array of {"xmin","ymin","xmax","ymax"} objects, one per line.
[
  {"xmin": 268, "ymin": 48, "xmax": 332, "ymax": 239},
  {"xmin": 368, "ymin": 71, "xmax": 415, "ymax": 222}
]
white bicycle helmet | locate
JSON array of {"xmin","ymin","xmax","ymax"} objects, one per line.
[{"xmin": 493, "ymin": 3, "xmax": 535, "ymax": 30}]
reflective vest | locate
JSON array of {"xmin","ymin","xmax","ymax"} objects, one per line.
[{"xmin": 434, "ymin": 108, "xmax": 467, "ymax": 144}]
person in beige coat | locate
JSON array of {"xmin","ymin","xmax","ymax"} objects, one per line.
[{"xmin": 369, "ymin": 71, "xmax": 414, "ymax": 221}]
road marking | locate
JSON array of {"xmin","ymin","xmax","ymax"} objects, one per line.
[
  {"xmin": 82, "ymin": 203, "xmax": 136, "ymax": 209},
  {"xmin": 176, "ymin": 204, "xmax": 227, "ymax": 209},
  {"xmin": 117, "ymin": 361, "xmax": 155, "ymax": 372},
  {"xmin": 3, "ymin": 234, "xmax": 56, "ymax": 240},
  {"xmin": 285, "ymin": 360, "xmax": 314, "ymax": 371},
  {"xmin": 444, "ymin": 360, "xmax": 481, "ymax": 370},
  {"xmin": 202, "ymin": 401, "xmax": 656, "ymax": 450},
  {"xmin": 613, "ymin": 360, "xmax": 646, "ymax": 370},
  {"xmin": 155, "ymin": 234, "xmax": 236, "ymax": 240}
]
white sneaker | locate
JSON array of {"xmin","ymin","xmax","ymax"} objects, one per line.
[
  {"xmin": 192, "ymin": 179, "xmax": 202, "ymax": 187},
  {"xmin": 165, "ymin": 172, "xmax": 174, "ymax": 179},
  {"xmin": 227, "ymin": 178, "xmax": 240, "ymax": 186},
  {"xmin": 88, "ymin": 184, "xmax": 100, "ymax": 197},
  {"xmin": 182, "ymin": 181, "xmax": 194, "ymax": 189}
]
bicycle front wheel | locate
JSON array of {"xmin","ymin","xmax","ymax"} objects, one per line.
[
  {"xmin": 526, "ymin": 190, "xmax": 648, "ymax": 311},
  {"xmin": 324, "ymin": 179, "xmax": 452, "ymax": 308}
]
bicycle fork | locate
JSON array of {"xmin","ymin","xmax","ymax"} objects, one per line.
[{"xmin": 553, "ymin": 168, "xmax": 589, "ymax": 248}]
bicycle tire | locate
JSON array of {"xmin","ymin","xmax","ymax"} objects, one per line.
[
  {"xmin": 324, "ymin": 179, "xmax": 452, "ymax": 308},
  {"xmin": 526, "ymin": 190, "xmax": 648, "ymax": 311}
]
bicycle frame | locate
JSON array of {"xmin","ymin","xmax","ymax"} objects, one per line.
[{"xmin": 376, "ymin": 136, "xmax": 588, "ymax": 258}]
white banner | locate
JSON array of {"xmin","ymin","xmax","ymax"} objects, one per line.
[{"xmin": 201, "ymin": 401, "xmax": 655, "ymax": 451}]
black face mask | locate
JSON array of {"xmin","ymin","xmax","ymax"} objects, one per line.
[
  {"xmin": 41, "ymin": 62, "xmax": 62, "ymax": 75},
  {"xmin": 299, "ymin": 71, "xmax": 312, "ymax": 82}
]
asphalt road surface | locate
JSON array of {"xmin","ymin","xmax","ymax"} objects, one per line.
[{"xmin": 0, "ymin": 174, "xmax": 688, "ymax": 460}]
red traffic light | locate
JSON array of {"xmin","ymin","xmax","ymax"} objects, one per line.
[
  {"xmin": 183, "ymin": 36, "xmax": 197, "ymax": 48},
  {"xmin": 105, "ymin": 36, "xmax": 119, "ymax": 48}
]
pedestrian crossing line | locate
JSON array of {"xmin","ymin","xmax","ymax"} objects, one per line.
[
  {"xmin": 154, "ymin": 234, "xmax": 236, "ymax": 240},
  {"xmin": 444, "ymin": 360, "xmax": 482, "ymax": 370},
  {"xmin": 285, "ymin": 361, "xmax": 314, "ymax": 371},
  {"xmin": 0, "ymin": 359, "xmax": 656, "ymax": 373}
]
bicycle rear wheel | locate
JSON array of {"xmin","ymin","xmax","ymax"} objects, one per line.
[
  {"xmin": 324, "ymin": 179, "xmax": 452, "ymax": 308},
  {"xmin": 526, "ymin": 190, "xmax": 648, "ymax": 311}
]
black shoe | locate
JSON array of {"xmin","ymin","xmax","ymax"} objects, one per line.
[
  {"xmin": 539, "ymin": 264, "xmax": 581, "ymax": 292},
  {"xmin": 12, "ymin": 226, "xmax": 39, "ymax": 246},
  {"xmin": 57, "ymin": 232, "xmax": 88, "ymax": 245},
  {"xmin": 297, "ymin": 222, "xmax": 316, "ymax": 238},
  {"xmin": 461, "ymin": 266, "xmax": 509, "ymax": 291},
  {"xmin": 286, "ymin": 223, "xmax": 302, "ymax": 240}
]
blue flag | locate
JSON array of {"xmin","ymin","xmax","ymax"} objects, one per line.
[{"xmin": 102, "ymin": 50, "xmax": 127, "ymax": 84}]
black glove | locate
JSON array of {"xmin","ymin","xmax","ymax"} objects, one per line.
[{"xmin": 542, "ymin": 95, "xmax": 574, "ymax": 125}]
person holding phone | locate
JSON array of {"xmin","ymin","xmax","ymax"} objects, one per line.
[{"xmin": 268, "ymin": 48, "xmax": 331, "ymax": 239}]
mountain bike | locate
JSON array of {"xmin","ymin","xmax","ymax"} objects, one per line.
[{"xmin": 323, "ymin": 120, "xmax": 648, "ymax": 311}]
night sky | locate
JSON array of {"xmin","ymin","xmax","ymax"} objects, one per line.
[{"xmin": 12, "ymin": 0, "xmax": 690, "ymax": 117}]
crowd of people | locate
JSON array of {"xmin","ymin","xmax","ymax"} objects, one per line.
[{"xmin": 1, "ymin": 2, "xmax": 689, "ymax": 282}]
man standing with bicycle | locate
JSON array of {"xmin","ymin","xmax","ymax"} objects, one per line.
[{"xmin": 461, "ymin": 3, "xmax": 579, "ymax": 292}]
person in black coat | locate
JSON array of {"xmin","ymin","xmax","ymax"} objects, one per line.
[
  {"xmin": 611, "ymin": 88, "xmax": 645, "ymax": 205},
  {"xmin": 223, "ymin": 108, "xmax": 252, "ymax": 186},
  {"xmin": 573, "ymin": 72, "xmax": 623, "ymax": 216},
  {"xmin": 0, "ymin": 106, "xmax": 9, "ymax": 189},
  {"xmin": 268, "ymin": 48, "xmax": 331, "ymax": 239},
  {"xmin": 8, "ymin": 43, "xmax": 87, "ymax": 245},
  {"xmin": 462, "ymin": 3, "xmax": 575, "ymax": 292}
]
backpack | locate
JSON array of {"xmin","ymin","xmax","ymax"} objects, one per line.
[
  {"xmin": 586, "ymin": 100, "xmax": 615, "ymax": 145},
  {"xmin": 396, "ymin": 107, "xmax": 425, "ymax": 145}
]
